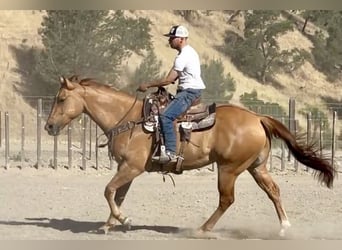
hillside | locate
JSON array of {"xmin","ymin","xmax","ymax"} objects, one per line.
[
  {"xmin": 0, "ymin": 10, "xmax": 43, "ymax": 135},
  {"xmin": 0, "ymin": 10, "xmax": 341, "ymax": 136},
  {"xmin": 129, "ymin": 10, "xmax": 342, "ymax": 107}
]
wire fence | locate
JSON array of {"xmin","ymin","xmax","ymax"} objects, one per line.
[{"xmin": 1, "ymin": 96, "xmax": 342, "ymax": 172}]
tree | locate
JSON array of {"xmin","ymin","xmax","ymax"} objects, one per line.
[
  {"xmin": 223, "ymin": 10, "xmax": 307, "ymax": 84},
  {"xmin": 304, "ymin": 11, "xmax": 342, "ymax": 81},
  {"xmin": 123, "ymin": 49, "xmax": 164, "ymax": 94},
  {"xmin": 201, "ymin": 58, "xmax": 236, "ymax": 103},
  {"xmin": 35, "ymin": 10, "xmax": 152, "ymax": 95},
  {"xmin": 301, "ymin": 10, "xmax": 330, "ymax": 31},
  {"xmin": 240, "ymin": 90, "xmax": 286, "ymax": 118}
]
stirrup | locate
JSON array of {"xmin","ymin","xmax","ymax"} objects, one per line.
[{"xmin": 152, "ymin": 152, "xmax": 179, "ymax": 164}]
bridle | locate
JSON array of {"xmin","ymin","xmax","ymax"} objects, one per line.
[{"xmin": 97, "ymin": 92, "xmax": 144, "ymax": 148}]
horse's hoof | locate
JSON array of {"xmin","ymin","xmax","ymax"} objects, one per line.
[
  {"xmin": 122, "ymin": 217, "xmax": 132, "ymax": 230},
  {"xmin": 278, "ymin": 220, "xmax": 291, "ymax": 237},
  {"xmin": 279, "ymin": 229, "xmax": 286, "ymax": 237},
  {"xmin": 98, "ymin": 224, "xmax": 114, "ymax": 234},
  {"xmin": 189, "ymin": 229, "xmax": 217, "ymax": 239}
]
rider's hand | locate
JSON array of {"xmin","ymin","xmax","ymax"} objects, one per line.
[{"xmin": 137, "ymin": 83, "xmax": 149, "ymax": 92}]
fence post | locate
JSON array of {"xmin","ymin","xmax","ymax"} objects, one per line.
[
  {"xmin": 332, "ymin": 111, "xmax": 337, "ymax": 169},
  {"xmin": 306, "ymin": 112, "xmax": 312, "ymax": 172},
  {"xmin": 294, "ymin": 120, "xmax": 299, "ymax": 172},
  {"xmin": 21, "ymin": 113, "xmax": 25, "ymax": 169},
  {"xmin": 5, "ymin": 112, "xmax": 9, "ymax": 169},
  {"xmin": 81, "ymin": 114, "xmax": 87, "ymax": 170},
  {"xmin": 319, "ymin": 116, "xmax": 323, "ymax": 158},
  {"xmin": 68, "ymin": 123, "xmax": 72, "ymax": 169},
  {"xmin": 53, "ymin": 135, "xmax": 58, "ymax": 169},
  {"xmin": 95, "ymin": 124, "xmax": 99, "ymax": 170},
  {"xmin": 89, "ymin": 119, "xmax": 92, "ymax": 160},
  {"xmin": 288, "ymin": 98, "xmax": 296, "ymax": 162},
  {"xmin": 0, "ymin": 111, "xmax": 2, "ymax": 148},
  {"xmin": 36, "ymin": 98, "xmax": 42, "ymax": 168},
  {"xmin": 280, "ymin": 117, "xmax": 285, "ymax": 171}
]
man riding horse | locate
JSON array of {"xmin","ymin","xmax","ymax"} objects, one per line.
[
  {"xmin": 138, "ymin": 25, "xmax": 206, "ymax": 163},
  {"xmin": 44, "ymin": 25, "xmax": 336, "ymax": 237}
]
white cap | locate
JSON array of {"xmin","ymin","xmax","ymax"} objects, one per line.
[{"xmin": 164, "ymin": 25, "xmax": 189, "ymax": 38}]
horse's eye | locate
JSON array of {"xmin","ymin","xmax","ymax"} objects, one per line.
[{"xmin": 57, "ymin": 98, "xmax": 65, "ymax": 103}]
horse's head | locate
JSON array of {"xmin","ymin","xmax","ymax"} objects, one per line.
[{"xmin": 45, "ymin": 76, "xmax": 85, "ymax": 136}]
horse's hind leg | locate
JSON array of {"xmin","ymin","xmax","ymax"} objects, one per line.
[
  {"xmin": 248, "ymin": 163, "xmax": 291, "ymax": 237},
  {"xmin": 100, "ymin": 161, "xmax": 143, "ymax": 234}
]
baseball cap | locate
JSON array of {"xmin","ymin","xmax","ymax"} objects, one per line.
[{"xmin": 164, "ymin": 25, "xmax": 189, "ymax": 38}]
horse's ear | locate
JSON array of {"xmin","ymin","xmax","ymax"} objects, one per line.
[
  {"xmin": 59, "ymin": 76, "xmax": 66, "ymax": 85},
  {"xmin": 59, "ymin": 76, "xmax": 75, "ymax": 90}
]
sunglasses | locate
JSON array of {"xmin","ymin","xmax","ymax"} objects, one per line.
[{"xmin": 168, "ymin": 36, "xmax": 179, "ymax": 41}]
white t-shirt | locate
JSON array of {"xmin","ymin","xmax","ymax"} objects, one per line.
[{"xmin": 173, "ymin": 45, "xmax": 206, "ymax": 90}]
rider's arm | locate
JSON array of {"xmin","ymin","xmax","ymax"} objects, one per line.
[{"xmin": 137, "ymin": 68, "xmax": 178, "ymax": 92}]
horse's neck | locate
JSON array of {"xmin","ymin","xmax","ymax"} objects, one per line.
[{"xmin": 84, "ymin": 89, "xmax": 142, "ymax": 132}]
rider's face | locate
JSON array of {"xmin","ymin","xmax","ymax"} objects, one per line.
[{"xmin": 168, "ymin": 36, "xmax": 181, "ymax": 49}]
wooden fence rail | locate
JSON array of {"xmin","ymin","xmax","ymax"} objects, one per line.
[{"xmin": 0, "ymin": 98, "xmax": 341, "ymax": 172}]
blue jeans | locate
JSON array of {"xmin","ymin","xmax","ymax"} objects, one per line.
[{"xmin": 159, "ymin": 88, "xmax": 202, "ymax": 154}]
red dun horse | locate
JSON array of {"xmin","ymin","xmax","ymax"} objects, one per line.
[{"xmin": 45, "ymin": 76, "xmax": 336, "ymax": 237}]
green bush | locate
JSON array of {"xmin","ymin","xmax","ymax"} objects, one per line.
[
  {"xmin": 240, "ymin": 90, "xmax": 286, "ymax": 118},
  {"xmin": 222, "ymin": 11, "xmax": 307, "ymax": 84},
  {"xmin": 298, "ymin": 106, "xmax": 332, "ymax": 148},
  {"xmin": 34, "ymin": 10, "xmax": 152, "ymax": 95},
  {"xmin": 124, "ymin": 50, "xmax": 164, "ymax": 94},
  {"xmin": 201, "ymin": 58, "xmax": 236, "ymax": 103},
  {"xmin": 301, "ymin": 11, "xmax": 342, "ymax": 82}
]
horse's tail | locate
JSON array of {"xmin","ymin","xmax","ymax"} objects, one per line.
[{"xmin": 260, "ymin": 115, "xmax": 337, "ymax": 188}]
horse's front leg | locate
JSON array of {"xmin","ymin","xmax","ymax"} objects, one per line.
[
  {"xmin": 99, "ymin": 161, "xmax": 143, "ymax": 234},
  {"xmin": 99, "ymin": 181, "xmax": 133, "ymax": 233}
]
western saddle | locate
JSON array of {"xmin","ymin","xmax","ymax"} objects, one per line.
[{"xmin": 142, "ymin": 87, "xmax": 216, "ymax": 174}]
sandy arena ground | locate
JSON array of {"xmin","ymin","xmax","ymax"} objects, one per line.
[{"xmin": 0, "ymin": 163, "xmax": 341, "ymax": 240}]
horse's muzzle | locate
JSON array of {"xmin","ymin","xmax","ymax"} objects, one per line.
[{"xmin": 45, "ymin": 123, "xmax": 60, "ymax": 136}]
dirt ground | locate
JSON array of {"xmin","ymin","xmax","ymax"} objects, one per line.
[{"xmin": 0, "ymin": 163, "xmax": 341, "ymax": 240}]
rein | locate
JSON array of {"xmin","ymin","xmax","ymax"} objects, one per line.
[
  {"xmin": 114, "ymin": 93, "xmax": 139, "ymax": 127},
  {"xmin": 97, "ymin": 93, "xmax": 144, "ymax": 148}
]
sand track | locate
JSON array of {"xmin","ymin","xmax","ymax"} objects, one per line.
[{"xmin": 0, "ymin": 165, "xmax": 341, "ymax": 240}]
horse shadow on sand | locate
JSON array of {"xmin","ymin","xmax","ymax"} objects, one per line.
[
  {"xmin": 0, "ymin": 217, "xmax": 180, "ymax": 235},
  {"xmin": 0, "ymin": 217, "xmax": 289, "ymax": 239}
]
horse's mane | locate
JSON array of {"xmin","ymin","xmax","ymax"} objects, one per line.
[{"xmin": 68, "ymin": 75, "xmax": 119, "ymax": 91}]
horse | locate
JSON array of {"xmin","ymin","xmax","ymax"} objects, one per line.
[{"xmin": 45, "ymin": 76, "xmax": 337, "ymax": 237}]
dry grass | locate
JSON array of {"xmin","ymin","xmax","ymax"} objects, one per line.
[
  {"xmin": 1, "ymin": 10, "xmax": 341, "ymax": 134},
  {"xmin": 0, "ymin": 10, "xmax": 44, "ymax": 135}
]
